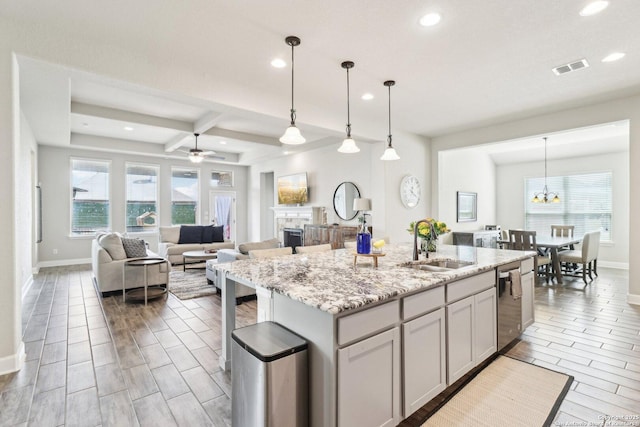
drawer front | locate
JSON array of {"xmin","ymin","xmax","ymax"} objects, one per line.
[
  {"xmin": 521, "ymin": 257, "xmax": 534, "ymax": 273},
  {"xmin": 338, "ymin": 300, "xmax": 400, "ymax": 346},
  {"xmin": 447, "ymin": 270, "xmax": 495, "ymax": 303},
  {"xmin": 403, "ymin": 286, "xmax": 445, "ymax": 320}
]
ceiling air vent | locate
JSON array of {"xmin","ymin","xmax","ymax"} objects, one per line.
[{"xmin": 552, "ymin": 59, "xmax": 590, "ymax": 76}]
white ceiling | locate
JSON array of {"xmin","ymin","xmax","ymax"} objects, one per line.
[{"xmin": 7, "ymin": 0, "xmax": 639, "ymax": 165}]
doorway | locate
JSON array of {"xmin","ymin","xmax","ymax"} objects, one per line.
[{"xmin": 210, "ymin": 191, "xmax": 236, "ymax": 241}]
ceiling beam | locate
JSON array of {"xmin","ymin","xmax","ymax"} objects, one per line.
[
  {"xmin": 71, "ymin": 102, "xmax": 193, "ymax": 132},
  {"xmin": 164, "ymin": 133, "xmax": 191, "ymax": 152},
  {"xmin": 202, "ymin": 127, "xmax": 281, "ymax": 147},
  {"xmin": 194, "ymin": 111, "xmax": 227, "ymax": 134}
]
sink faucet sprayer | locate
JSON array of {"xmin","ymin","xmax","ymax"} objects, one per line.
[{"xmin": 413, "ymin": 219, "xmax": 437, "ymax": 261}]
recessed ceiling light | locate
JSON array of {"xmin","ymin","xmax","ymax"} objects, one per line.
[
  {"xmin": 271, "ymin": 58, "xmax": 286, "ymax": 68},
  {"xmin": 283, "ymin": 150, "xmax": 290, "ymax": 155},
  {"xmin": 124, "ymin": 126, "xmax": 134, "ymax": 131},
  {"xmin": 219, "ymin": 140, "xmax": 227, "ymax": 145},
  {"xmin": 419, "ymin": 12, "xmax": 441, "ymax": 27},
  {"xmin": 602, "ymin": 52, "xmax": 625, "ymax": 62},
  {"xmin": 579, "ymin": 1, "xmax": 609, "ymax": 16},
  {"xmin": 361, "ymin": 93, "xmax": 374, "ymax": 101}
]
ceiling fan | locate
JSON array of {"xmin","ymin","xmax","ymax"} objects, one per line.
[{"xmin": 184, "ymin": 133, "xmax": 216, "ymax": 163}]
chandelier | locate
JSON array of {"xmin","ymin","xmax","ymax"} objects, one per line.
[{"xmin": 531, "ymin": 137, "xmax": 560, "ymax": 203}]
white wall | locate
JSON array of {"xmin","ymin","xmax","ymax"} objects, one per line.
[
  {"xmin": 247, "ymin": 133, "xmax": 430, "ymax": 245},
  {"xmin": 496, "ymin": 151, "xmax": 629, "ymax": 267},
  {"xmin": 439, "ymin": 149, "xmax": 496, "ymax": 233},
  {"xmin": 37, "ymin": 145, "xmax": 249, "ymax": 264}
]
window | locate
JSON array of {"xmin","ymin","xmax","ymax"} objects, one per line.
[
  {"xmin": 211, "ymin": 170, "xmax": 233, "ymax": 187},
  {"xmin": 71, "ymin": 158, "xmax": 110, "ymax": 235},
  {"xmin": 525, "ymin": 172, "xmax": 612, "ymax": 240},
  {"xmin": 126, "ymin": 163, "xmax": 159, "ymax": 233},
  {"xmin": 171, "ymin": 167, "xmax": 199, "ymax": 225}
]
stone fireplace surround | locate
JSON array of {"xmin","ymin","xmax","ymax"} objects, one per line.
[{"xmin": 271, "ymin": 206, "xmax": 323, "ymax": 244}]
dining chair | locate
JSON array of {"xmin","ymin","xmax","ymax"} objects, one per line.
[
  {"xmin": 295, "ymin": 243, "xmax": 332, "ymax": 254},
  {"xmin": 558, "ymin": 230, "xmax": 600, "ymax": 285},
  {"xmin": 508, "ymin": 230, "xmax": 552, "ymax": 283},
  {"xmin": 248, "ymin": 246, "xmax": 293, "ymax": 259},
  {"xmin": 551, "ymin": 225, "xmax": 574, "ymax": 238},
  {"xmin": 344, "ymin": 241, "xmax": 357, "ymax": 249}
]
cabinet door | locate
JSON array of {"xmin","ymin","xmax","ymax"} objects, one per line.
[
  {"xmin": 403, "ymin": 308, "xmax": 446, "ymax": 416},
  {"xmin": 446, "ymin": 296, "xmax": 474, "ymax": 384},
  {"xmin": 338, "ymin": 327, "xmax": 401, "ymax": 427},
  {"xmin": 474, "ymin": 287, "xmax": 497, "ymax": 364},
  {"xmin": 521, "ymin": 272, "xmax": 535, "ymax": 330}
]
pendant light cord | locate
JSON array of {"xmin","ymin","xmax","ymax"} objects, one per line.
[
  {"xmin": 387, "ymin": 83, "xmax": 392, "ymax": 146},
  {"xmin": 544, "ymin": 137, "xmax": 548, "ymax": 188},
  {"xmin": 290, "ymin": 42, "xmax": 296, "ymax": 125},
  {"xmin": 346, "ymin": 66, "xmax": 351, "ymax": 137}
]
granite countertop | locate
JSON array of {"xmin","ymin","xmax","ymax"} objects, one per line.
[{"xmin": 214, "ymin": 243, "xmax": 534, "ymax": 315}]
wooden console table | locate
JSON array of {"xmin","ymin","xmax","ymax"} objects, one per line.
[{"xmin": 303, "ymin": 224, "xmax": 358, "ymax": 249}]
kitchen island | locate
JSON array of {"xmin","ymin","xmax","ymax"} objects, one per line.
[{"xmin": 213, "ymin": 243, "xmax": 535, "ymax": 427}]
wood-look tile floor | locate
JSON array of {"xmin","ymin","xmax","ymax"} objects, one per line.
[
  {"xmin": 0, "ymin": 264, "xmax": 256, "ymax": 426},
  {"xmin": 1, "ymin": 264, "xmax": 639, "ymax": 426}
]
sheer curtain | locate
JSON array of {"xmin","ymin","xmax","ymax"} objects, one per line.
[{"xmin": 215, "ymin": 195, "xmax": 233, "ymax": 239}]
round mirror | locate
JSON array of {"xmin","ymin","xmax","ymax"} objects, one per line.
[{"xmin": 333, "ymin": 182, "xmax": 361, "ymax": 221}]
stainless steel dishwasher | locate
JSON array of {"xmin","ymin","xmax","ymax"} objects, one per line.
[{"xmin": 497, "ymin": 261, "xmax": 522, "ymax": 351}]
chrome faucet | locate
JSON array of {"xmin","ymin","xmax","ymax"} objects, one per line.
[{"xmin": 413, "ymin": 219, "xmax": 437, "ymax": 261}]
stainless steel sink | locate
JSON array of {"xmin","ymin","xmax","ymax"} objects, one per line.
[{"xmin": 401, "ymin": 259, "xmax": 475, "ymax": 272}]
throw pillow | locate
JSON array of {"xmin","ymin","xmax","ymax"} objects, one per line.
[
  {"xmin": 159, "ymin": 226, "xmax": 180, "ymax": 244},
  {"xmin": 202, "ymin": 225, "xmax": 225, "ymax": 243},
  {"xmin": 98, "ymin": 233, "xmax": 127, "ymax": 260},
  {"xmin": 121, "ymin": 237, "xmax": 148, "ymax": 258},
  {"xmin": 178, "ymin": 225, "xmax": 204, "ymax": 244}
]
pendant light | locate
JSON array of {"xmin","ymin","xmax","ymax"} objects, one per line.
[
  {"xmin": 531, "ymin": 137, "xmax": 560, "ymax": 203},
  {"xmin": 338, "ymin": 61, "xmax": 360, "ymax": 153},
  {"xmin": 280, "ymin": 36, "xmax": 306, "ymax": 145},
  {"xmin": 380, "ymin": 80, "xmax": 400, "ymax": 161}
]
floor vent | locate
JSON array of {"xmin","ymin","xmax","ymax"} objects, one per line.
[{"xmin": 552, "ymin": 59, "xmax": 589, "ymax": 75}]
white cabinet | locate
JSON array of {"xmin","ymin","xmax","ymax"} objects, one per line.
[
  {"xmin": 521, "ymin": 271, "xmax": 535, "ymax": 330},
  {"xmin": 447, "ymin": 287, "xmax": 497, "ymax": 384},
  {"xmin": 447, "ymin": 295, "xmax": 475, "ymax": 384},
  {"xmin": 402, "ymin": 307, "xmax": 446, "ymax": 416},
  {"xmin": 475, "ymin": 287, "xmax": 497, "ymax": 362},
  {"xmin": 338, "ymin": 327, "xmax": 401, "ymax": 427}
]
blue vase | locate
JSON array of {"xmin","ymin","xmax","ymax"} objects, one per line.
[{"xmin": 357, "ymin": 231, "xmax": 371, "ymax": 254}]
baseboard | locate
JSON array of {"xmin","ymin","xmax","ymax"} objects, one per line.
[
  {"xmin": 598, "ymin": 261, "xmax": 628, "ymax": 270},
  {"xmin": 22, "ymin": 275, "xmax": 34, "ymax": 301},
  {"xmin": 627, "ymin": 293, "xmax": 640, "ymax": 306},
  {"xmin": 38, "ymin": 257, "xmax": 91, "ymax": 269},
  {"xmin": 0, "ymin": 342, "xmax": 25, "ymax": 376}
]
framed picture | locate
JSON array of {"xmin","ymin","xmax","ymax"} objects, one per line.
[
  {"xmin": 211, "ymin": 171, "xmax": 233, "ymax": 187},
  {"xmin": 457, "ymin": 191, "xmax": 477, "ymax": 222}
]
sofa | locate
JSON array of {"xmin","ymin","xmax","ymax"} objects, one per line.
[
  {"xmin": 205, "ymin": 238, "xmax": 281, "ymax": 298},
  {"xmin": 158, "ymin": 225, "xmax": 234, "ymax": 265},
  {"xmin": 92, "ymin": 233, "xmax": 169, "ymax": 295}
]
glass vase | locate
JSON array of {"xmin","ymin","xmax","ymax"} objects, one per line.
[{"xmin": 421, "ymin": 237, "xmax": 437, "ymax": 253}]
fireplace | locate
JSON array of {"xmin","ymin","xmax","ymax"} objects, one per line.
[{"xmin": 283, "ymin": 228, "xmax": 304, "ymax": 251}]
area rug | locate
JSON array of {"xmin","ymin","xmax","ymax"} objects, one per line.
[
  {"xmin": 169, "ymin": 264, "xmax": 218, "ymax": 300},
  {"xmin": 422, "ymin": 356, "xmax": 572, "ymax": 427}
]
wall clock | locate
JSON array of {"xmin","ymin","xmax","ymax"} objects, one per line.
[{"xmin": 400, "ymin": 175, "xmax": 421, "ymax": 208}]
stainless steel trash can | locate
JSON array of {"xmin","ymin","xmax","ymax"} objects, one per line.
[{"xmin": 232, "ymin": 321, "xmax": 308, "ymax": 427}]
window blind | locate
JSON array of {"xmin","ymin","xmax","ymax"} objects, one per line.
[{"xmin": 524, "ymin": 171, "xmax": 612, "ymax": 240}]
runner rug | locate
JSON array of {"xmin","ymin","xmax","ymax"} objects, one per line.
[{"xmin": 422, "ymin": 356, "xmax": 572, "ymax": 427}]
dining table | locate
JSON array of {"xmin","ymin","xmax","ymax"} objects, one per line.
[{"xmin": 535, "ymin": 235, "xmax": 582, "ymax": 284}]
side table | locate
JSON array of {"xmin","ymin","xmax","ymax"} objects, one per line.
[{"xmin": 123, "ymin": 257, "xmax": 169, "ymax": 305}]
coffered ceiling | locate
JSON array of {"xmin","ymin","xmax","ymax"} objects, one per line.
[{"xmin": 7, "ymin": 0, "xmax": 639, "ymax": 165}]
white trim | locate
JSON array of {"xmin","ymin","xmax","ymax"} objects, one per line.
[
  {"xmin": 21, "ymin": 275, "xmax": 34, "ymax": 301},
  {"xmin": 627, "ymin": 293, "xmax": 640, "ymax": 306},
  {"xmin": 0, "ymin": 341, "xmax": 25, "ymax": 376},
  {"xmin": 598, "ymin": 261, "xmax": 628, "ymax": 270},
  {"xmin": 38, "ymin": 257, "xmax": 91, "ymax": 269}
]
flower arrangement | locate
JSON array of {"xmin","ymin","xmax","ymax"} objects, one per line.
[
  {"xmin": 407, "ymin": 218, "xmax": 449, "ymax": 240},
  {"xmin": 408, "ymin": 218, "xmax": 450, "ymax": 252}
]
